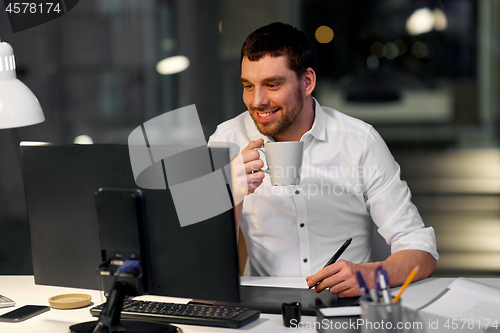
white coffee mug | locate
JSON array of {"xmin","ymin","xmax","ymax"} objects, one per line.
[{"xmin": 256, "ymin": 141, "xmax": 304, "ymax": 186}]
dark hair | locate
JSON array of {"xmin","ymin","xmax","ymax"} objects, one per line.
[{"xmin": 241, "ymin": 22, "xmax": 317, "ymax": 77}]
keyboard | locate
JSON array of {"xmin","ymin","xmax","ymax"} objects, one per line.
[{"xmin": 90, "ymin": 299, "xmax": 260, "ymax": 329}]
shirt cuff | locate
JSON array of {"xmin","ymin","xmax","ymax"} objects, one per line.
[{"xmin": 391, "ymin": 226, "xmax": 439, "ymax": 261}]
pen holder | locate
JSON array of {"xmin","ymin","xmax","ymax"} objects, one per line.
[{"xmin": 360, "ymin": 299, "xmax": 403, "ymax": 333}]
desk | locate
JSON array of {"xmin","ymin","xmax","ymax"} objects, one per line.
[{"xmin": 1, "ymin": 276, "xmax": 499, "ymax": 333}]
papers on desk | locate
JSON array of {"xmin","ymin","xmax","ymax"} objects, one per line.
[
  {"xmin": 420, "ymin": 278, "xmax": 500, "ymax": 323},
  {"xmin": 319, "ymin": 306, "xmax": 361, "ymax": 317}
]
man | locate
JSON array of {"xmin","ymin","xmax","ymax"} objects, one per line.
[{"xmin": 209, "ymin": 22, "xmax": 438, "ymax": 297}]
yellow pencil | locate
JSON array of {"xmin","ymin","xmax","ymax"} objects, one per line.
[{"xmin": 392, "ymin": 266, "xmax": 419, "ymax": 303}]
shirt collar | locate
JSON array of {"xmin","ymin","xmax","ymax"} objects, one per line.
[{"xmin": 304, "ymin": 97, "xmax": 326, "ymax": 141}]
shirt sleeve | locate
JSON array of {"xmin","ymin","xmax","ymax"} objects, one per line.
[
  {"xmin": 362, "ymin": 127, "xmax": 439, "ymax": 260},
  {"xmin": 208, "ymin": 126, "xmax": 223, "ymax": 145}
]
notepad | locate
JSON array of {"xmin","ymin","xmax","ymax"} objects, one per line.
[{"xmin": 419, "ymin": 278, "xmax": 500, "ymax": 323}]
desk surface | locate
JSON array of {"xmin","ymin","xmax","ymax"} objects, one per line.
[{"xmin": 1, "ymin": 275, "xmax": 499, "ymax": 333}]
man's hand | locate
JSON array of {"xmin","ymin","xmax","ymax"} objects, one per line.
[
  {"xmin": 305, "ymin": 250, "xmax": 436, "ymax": 298},
  {"xmin": 231, "ymin": 138, "xmax": 266, "ymax": 239},
  {"xmin": 306, "ymin": 260, "xmax": 376, "ymax": 298},
  {"xmin": 240, "ymin": 138, "xmax": 266, "ymax": 194}
]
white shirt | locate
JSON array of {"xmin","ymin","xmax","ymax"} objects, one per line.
[{"xmin": 208, "ymin": 99, "xmax": 438, "ymax": 277}]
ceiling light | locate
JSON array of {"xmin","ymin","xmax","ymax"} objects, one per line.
[
  {"xmin": 406, "ymin": 8, "xmax": 434, "ymax": 36},
  {"xmin": 156, "ymin": 55, "xmax": 190, "ymax": 75}
]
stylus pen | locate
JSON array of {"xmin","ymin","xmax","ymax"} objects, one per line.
[{"xmin": 308, "ymin": 237, "xmax": 352, "ymax": 290}]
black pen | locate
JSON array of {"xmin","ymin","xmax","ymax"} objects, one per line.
[{"xmin": 308, "ymin": 237, "xmax": 352, "ymax": 290}]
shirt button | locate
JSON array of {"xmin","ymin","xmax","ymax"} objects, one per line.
[
  {"xmin": 295, "ymin": 190, "xmax": 300, "ymax": 194},
  {"xmin": 300, "ymin": 223, "xmax": 305, "ymax": 228},
  {"xmin": 303, "ymin": 258, "xmax": 308, "ymax": 263}
]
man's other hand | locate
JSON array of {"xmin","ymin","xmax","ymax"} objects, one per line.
[
  {"xmin": 305, "ymin": 260, "xmax": 370, "ymax": 298},
  {"xmin": 305, "ymin": 250, "xmax": 436, "ymax": 298}
]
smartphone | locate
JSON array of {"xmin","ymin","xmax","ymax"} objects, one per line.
[
  {"xmin": 0, "ymin": 295, "xmax": 15, "ymax": 308},
  {"xmin": 0, "ymin": 305, "xmax": 50, "ymax": 322}
]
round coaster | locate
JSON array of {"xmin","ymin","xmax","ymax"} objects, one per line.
[{"xmin": 49, "ymin": 293, "xmax": 92, "ymax": 309}]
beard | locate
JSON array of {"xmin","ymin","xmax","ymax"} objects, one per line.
[{"xmin": 249, "ymin": 87, "xmax": 304, "ymax": 138}]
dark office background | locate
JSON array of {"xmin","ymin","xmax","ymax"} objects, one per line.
[{"xmin": 0, "ymin": 0, "xmax": 499, "ymax": 277}]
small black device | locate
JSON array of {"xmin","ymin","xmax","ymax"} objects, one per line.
[
  {"xmin": 281, "ymin": 302, "xmax": 301, "ymax": 327},
  {"xmin": 0, "ymin": 305, "xmax": 50, "ymax": 322}
]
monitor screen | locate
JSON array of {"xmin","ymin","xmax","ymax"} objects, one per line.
[{"xmin": 20, "ymin": 143, "xmax": 240, "ymax": 303}]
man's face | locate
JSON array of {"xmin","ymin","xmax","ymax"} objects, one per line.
[{"xmin": 240, "ymin": 56, "xmax": 304, "ymax": 138}]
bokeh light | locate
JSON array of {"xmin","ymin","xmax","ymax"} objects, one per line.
[
  {"xmin": 73, "ymin": 135, "xmax": 93, "ymax": 145},
  {"xmin": 156, "ymin": 55, "xmax": 190, "ymax": 75},
  {"xmin": 315, "ymin": 25, "xmax": 334, "ymax": 43}
]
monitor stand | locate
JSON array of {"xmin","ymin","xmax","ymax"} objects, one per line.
[{"xmin": 69, "ymin": 281, "xmax": 179, "ymax": 333}]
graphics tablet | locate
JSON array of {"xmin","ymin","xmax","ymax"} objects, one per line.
[{"xmin": 220, "ymin": 285, "xmax": 359, "ymax": 315}]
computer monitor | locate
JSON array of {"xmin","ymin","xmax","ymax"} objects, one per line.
[
  {"xmin": 20, "ymin": 142, "xmax": 358, "ymax": 330},
  {"xmin": 20, "ymin": 142, "xmax": 240, "ymax": 304}
]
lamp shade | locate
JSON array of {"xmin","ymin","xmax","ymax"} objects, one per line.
[{"xmin": 0, "ymin": 42, "xmax": 44, "ymax": 129}]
